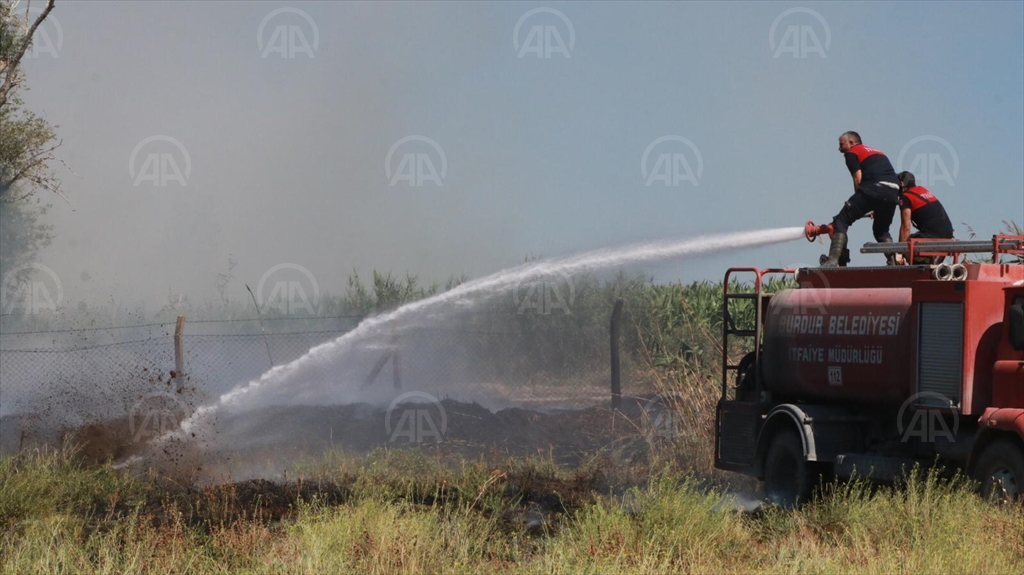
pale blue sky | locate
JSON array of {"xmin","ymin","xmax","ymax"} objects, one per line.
[{"xmin": 17, "ymin": 1, "xmax": 1024, "ymax": 308}]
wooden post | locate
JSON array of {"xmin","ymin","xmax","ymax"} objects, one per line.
[
  {"xmin": 18, "ymin": 415, "xmax": 26, "ymax": 452},
  {"xmin": 389, "ymin": 333, "xmax": 402, "ymax": 391},
  {"xmin": 363, "ymin": 350, "xmax": 392, "ymax": 388},
  {"xmin": 174, "ymin": 315, "xmax": 185, "ymax": 390},
  {"xmin": 392, "ymin": 346, "xmax": 402, "ymax": 391},
  {"xmin": 362, "ymin": 334, "xmax": 402, "ymax": 390},
  {"xmin": 610, "ymin": 299, "xmax": 623, "ymax": 410}
]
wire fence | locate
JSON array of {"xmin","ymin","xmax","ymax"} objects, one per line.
[{"xmin": 0, "ymin": 308, "xmax": 647, "ymax": 429}]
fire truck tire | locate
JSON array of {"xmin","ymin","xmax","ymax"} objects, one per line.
[
  {"xmin": 763, "ymin": 428, "xmax": 817, "ymax": 508},
  {"xmin": 973, "ymin": 439, "xmax": 1024, "ymax": 504}
]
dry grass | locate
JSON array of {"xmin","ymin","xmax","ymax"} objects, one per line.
[
  {"xmin": 2, "ymin": 446, "xmax": 1022, "ymax": 574},
  {"xmin": 4, "ymin": 271, "xmax": 1023, "ymax": 573}
]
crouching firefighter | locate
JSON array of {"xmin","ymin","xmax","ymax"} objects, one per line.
[
  {"xmin": 896, "ymin": 170, "xmax": 955, "ymax": 265},
  {"xmin": 823, "ymin": 131, "xmax": 901, "ymax": 266}
]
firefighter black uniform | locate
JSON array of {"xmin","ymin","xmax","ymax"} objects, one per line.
[
  {"xmin": 899, "ymin": 187, "xmax": 954, "ymax": 239},
  {"xmin": 897, "ymin": 171, "xmax": 955, "ymax": 264},
  {"xmin": 824, "ymin": 134, "xmax": 901, "ymax": 266},
  {"xmin": 835, "ymin": 144, "xmax": 900, "ymax": 240}
]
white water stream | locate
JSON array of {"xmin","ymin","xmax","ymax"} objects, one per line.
[{"xmin": 173, "ymin": 226, "xmax": 804, "ymax": 441}]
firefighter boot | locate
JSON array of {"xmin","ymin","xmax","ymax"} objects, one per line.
[
  {"xmin": 821, "ymin": 232, "xmax": 848, "ymax": 267},
  {"xmin": 880, "ymin": 236, "xmax": 897, "ymax": 266}
]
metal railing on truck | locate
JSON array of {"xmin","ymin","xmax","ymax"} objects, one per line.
[
  {"xmin": 720, "ymin": 268, "xmax": 796, "ymax": 401},
  {"xmin": 861, "ymin": 234, "xmax": 1024, "ymax": 263}
]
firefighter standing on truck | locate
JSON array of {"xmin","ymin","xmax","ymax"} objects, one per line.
[
  {"xmin": 896, "ymin": 170, "xmax": 955, "ymax": 265},
  {"xmin": 823, "ymin": 131, "xmax": 901, "ymax": 266}
]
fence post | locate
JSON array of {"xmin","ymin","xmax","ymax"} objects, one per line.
[
  {"xmin": 392, "ymin": 338, "xmax": 402, "ymax": 391},
  {"xmin": 610, "ymin": 299, "xmax": 623, "ymax": 410},
  {"xmin": 363, "ymin": 349, "xmax": 392, "ymax": 388},
  {"xmin": 363, "ymin": 333, "xmax": 402, "ymax": 390},
  {"xmin": 174, "ymin": 315, "xmax": 185, "ymax": 391}
]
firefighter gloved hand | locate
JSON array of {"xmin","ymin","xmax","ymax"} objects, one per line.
[{"xmin": 894, "ymin": 253, "xmax": 906, "ymax": 266}]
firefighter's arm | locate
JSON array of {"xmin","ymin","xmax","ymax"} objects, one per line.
[
  {"xmin": 899, "ymin": 208, "xmax": 912, "ymax": 242},
  {"xmin": 851, "ymin": 170, "xmax": 862, "ymax": 192}
]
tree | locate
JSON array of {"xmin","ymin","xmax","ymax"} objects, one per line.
[
  {"xmin": 0, "ymin": 189, "xmax": 51, "ymax": 279},
  {"xmin": 0, "ymin": 0, "xmax": 61, "ymax": 289},
  {"xmin": 0, "ymin": 0, "xmax": 55, "ymax": 110}
]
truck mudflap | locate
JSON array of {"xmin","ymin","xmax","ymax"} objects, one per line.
[
  {"xmin": 716, "ymin": 400, "xmax": 760, "ymax": 472},
  {"xmin": 752, "ymin": 404, "xmax": 866, "ymax": 475}
]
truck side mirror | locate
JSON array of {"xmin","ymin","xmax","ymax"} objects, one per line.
[{"xmin": 1011, "ymin": 299, "xmax": 1024, "ymax": 351}]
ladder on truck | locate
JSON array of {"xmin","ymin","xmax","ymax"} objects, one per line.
[
  {"xmin": 716, "ymin": 267, "xmax": 794, "ymax": 470},
  {"xmin": 720, "ymin": 268, "xmax": 795, "ymax": 401}
]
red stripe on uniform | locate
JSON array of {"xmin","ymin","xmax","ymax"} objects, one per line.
[
  {"xmin": 850, "ymin": 144, "xmax": 886, "ymax": 162},
  {"xmin": 903, "ymin": 186, "xmax": 938, "ymax": 211}
]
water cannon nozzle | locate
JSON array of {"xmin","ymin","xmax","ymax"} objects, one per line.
[{"xmin": 805, "ymin": 221, "xmax": 834, "ymax": 242}]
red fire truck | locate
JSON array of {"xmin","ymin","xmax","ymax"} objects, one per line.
[{"xmin": 714, "ymin": 233, "xmax": 1024, "ymax": 506}]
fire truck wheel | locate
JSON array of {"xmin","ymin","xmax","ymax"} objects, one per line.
[
  {"xmin": 763, "ymin": 428, "xmax": 816, "ymax": 508},
  {"xmin": 974, "ymin": 439, "xmax": 1024, "ymax": 504}
]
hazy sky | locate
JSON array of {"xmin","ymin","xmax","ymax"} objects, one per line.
[{"xmin": 15, "ymin": 1, "xmax": 1024, "ymax": 310}]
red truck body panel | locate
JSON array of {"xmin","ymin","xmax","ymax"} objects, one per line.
[
  {"xmin": 978, "ymin": 408, "xmax": 1024, "ymax": 438},
  {"xmin": 760, "ymin": 263, "xmax": 1022, "ymax": 411},
  {"xmin": 763, "ymin": 288, "xmax": 913, "ymax": 405}
]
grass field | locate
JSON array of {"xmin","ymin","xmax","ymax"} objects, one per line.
[
  {"xmin": 2, "ymin": 444, "xmax": 1022, "ymax": 574},
  {"xmin": 4, "ymin": 267, "xmax": 1024, "ymax": 574}
]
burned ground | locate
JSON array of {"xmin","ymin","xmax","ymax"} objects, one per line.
[{"xmin": 1, "ymin": 396, "xmax": 720, "ymax": 538}]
